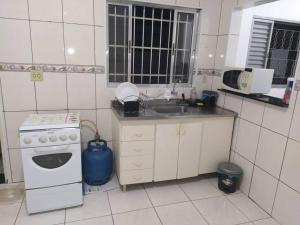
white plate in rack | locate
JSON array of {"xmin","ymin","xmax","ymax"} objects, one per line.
[{"xmin": 115, "ymin": 82, "xmax": 139, "ymax": 103}]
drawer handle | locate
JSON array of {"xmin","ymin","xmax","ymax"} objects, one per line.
[
  {"xmin": 132, "ymin": 162, "xmax": 143, "ymax": 168},
  {"xmin": 135, "ymin": 133, "xmax": 143, "ymax": 138},
  {"xmin": 133, "ymin": 148, "xmax": 142, "ymax": 153}
]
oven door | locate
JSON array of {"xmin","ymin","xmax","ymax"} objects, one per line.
[{"xmin": 21, "ymin": 144, "xmax": 82, "ymax": 189}]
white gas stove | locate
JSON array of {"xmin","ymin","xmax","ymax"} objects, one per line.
[{"xmin": 19, "ymin": 113, "xmax": 83, "ymax": 214}]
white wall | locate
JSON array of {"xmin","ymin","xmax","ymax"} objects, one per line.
[{"xmin": 232, "ymin": 0, "xmax": 300, "ymax": 67}]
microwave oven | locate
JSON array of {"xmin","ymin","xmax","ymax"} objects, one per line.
[{"xmin": 221, "ymin": 67, "xmax": 274, "ymax": 94}]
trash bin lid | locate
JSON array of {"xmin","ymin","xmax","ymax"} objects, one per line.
[{"xmin": 217, "ymin": 162, "xmax": 242, "ymax": 175}]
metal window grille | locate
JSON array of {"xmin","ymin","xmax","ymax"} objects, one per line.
[
  {"xmin": 247, "ymin": 18, "xmax": 300, "ymax": 85},
  {"xmin": 107, "ymin": 3, "xmax": 198, "ymax": 85}
]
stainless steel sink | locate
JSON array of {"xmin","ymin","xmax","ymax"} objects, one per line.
[{"xmin": 152, "ymin": 105, "xmax": 188, "ymax": 114}]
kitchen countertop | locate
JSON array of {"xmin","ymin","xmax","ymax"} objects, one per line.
[{"xmin": 111, "ymin": 100, "xmax": 237, "ymax": 121}]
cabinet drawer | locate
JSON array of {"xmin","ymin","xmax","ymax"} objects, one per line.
[
  {"xmin": 121, "ymin": 125, "xmax": 155, "ymax": 141},
  {"xmin": 120, "ymin": 169, "xmax": 153, "ymax": 185},
  {"xmin": 120, "ymin": 141, "xmax": 154, "ymax": 156},
  {"xmin": 120, "ymin": 155, "xmax": 153, "ymax": 171}
]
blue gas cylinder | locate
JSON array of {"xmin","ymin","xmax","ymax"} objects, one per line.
[{"xmin": 82, "ymin": 139, "xmax": 113, "ymax": 185}]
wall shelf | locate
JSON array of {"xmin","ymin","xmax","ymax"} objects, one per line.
[{"xmin": 218, "ymin": 89, "xmax": 289, "ymax": 108}]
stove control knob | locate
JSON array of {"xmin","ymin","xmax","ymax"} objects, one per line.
[
  {"xmin": 23, "ymin": 137, "xmax": 32, "ymax": 144},
  {"xmin": 38, "ymin": 136, "xmax": 47, "ymax": 143},
  {"xmin": 59, "ymin": 135, "xmax": 67, "ymax": 141},
  {"xmin": 49, "ymin": 136, "xmax": 57, "ymax": 142},
  {"xmin": 69, "ymin": 134, "xmax": 77, "ymax": 141}
]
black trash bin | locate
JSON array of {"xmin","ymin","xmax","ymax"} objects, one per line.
[{"xmin": 217, "ymin": 162, "xmax": 242, "ymax": 193}]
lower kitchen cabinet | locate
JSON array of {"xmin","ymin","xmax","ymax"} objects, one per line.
[
  {"xmin": 177, "ymin": 122, "xmax": 203, "ymax": 179},
  {"xmin": 198, "ymin": 117, "xmax": 234, "ymax": 174},
  {"xmin": 154, "ymin": 123, "xmax": 180, "ymax": 181},
  {"xmin": 112, "ymin": 113, "xmax": 235, "ymax": 190}
]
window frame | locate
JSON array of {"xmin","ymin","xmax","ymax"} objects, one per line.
[
  {"xmin": 247, "ymin": 16, "xmax": 300, "ymax": 87},
  {"xmin": 106, "ymin": 0, "xmax": 199, "ymax": 87}
]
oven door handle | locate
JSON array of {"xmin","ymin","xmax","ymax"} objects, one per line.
[{"xmin": 33, "ymin": 145, "xmax": 70, "ymax": 154}]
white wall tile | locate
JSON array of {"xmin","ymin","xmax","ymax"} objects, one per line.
[
  {"xmin": 225, "ymin": 34, "xmax": 239, "ymax": 67},
  {"xmin": 5, "ymin": 111, "xmax": 36, "ymax": 149},
  {"xmin": 95, "ymin": 26, "xmax": 106, "ymax": 66},
  {"xmin": 199, "ymin": 0, "xmax": 222, "ymax": 35},
  {"xmin": 176, "ymin": 0, "xmax": 200, "ymax": 8},
  {"xmin": 1, "ymin": 72, "xmax": 36, "ymax": 111},
  {"xmin": 233, "ymin": 153, "xmax": 254, "ymax": 195},
  {"xmin": 216, "ymin": 92, "xmax": 225, "ymax": 107},
  {"xmin": 70, "ymin": 109, "xmax": 97, "ymax": 149},
  {"xmin": 256, "ymin": 128, "xmax": 287, "ymax": 178},
  {"xmin": 96, "ymin": 75, "xmax": 115, "ymax": 109},
  {"xmin": 262, "ymin": 104, "xmax": 293, "ymax": 137},
  {"xmin": 0, "ymin": 0, "xmax": 28, "ymax": 19},
  {"xmin": 289, "ymin": 94, "xmax": 300, "ymax": 142},
  {"xmin": 211, "ymin": 76, "xmax": 222, "ymax": 91},
  {"xmin": 63, "ymin": 0, "xmax": 94, "ymax": 25},
  {"xmin": 219, "ymin": 0, "xmax": 237, "ymax": 35},
  {"xmin": 231, "ymin": 118, "xmax": 240, "ymax": 151},
  {"xmin": 241, "ymin": 99, "xmax": 265, "ymax": 125},
  {"xmin": 236, "ymin": 119, "xmax": 260, "ymax": 163},
  {"xmin": 280, "ymin": 139, "xmax": 300, "ymax": 193},
  {"xmin": 273, "ymin": 182, "xmax": 300, "ymax": 225},
  {"xmin": 0, "ymin": 19, "xmax": 32, "ymax": 63},
  {"xmin": 67, "ymin": 73, "xmax": 96, "ymax": 109},
  {"xmin": 192, "ymin": 74, "xmax": 213, "ymax": 94},
  {"xmin": 97, "ymin": 109, "xmax": 112, "ymax": 141},
  {"xmin": 224, "ymin": 94, "xmax": 243, "ymax": 114},
  {"xmin": 142, "ymin": 0, "xmax": 176, "ymax": 6},
  {"xmin": 35, "ymin": 73, "xmax": 67, "ymax": 110},
  {"xmin": 197, "ymin": 35, "xmax": 218, "ymax": 69},
  {"xmin": 64, "ymin": 24, "xmax": 94, "ymax": 65},
  {"xmin": 28, "ymin": 0, "xmax": 62, "ymax": 22},
  {"xmin": 249, "ymin": 166, "xmax": 278, "ymax": 214},
  {"xmin": 94, "ymin": 0, "xmax": 106, "ymax": 27},
  {"xmin": 214, "ymin": 35, "xmax": 228, "ymax": 70},
  {"xmin": 9, "ymin": 149, "xmax": 23, "ymax": 182},
  {"xmin": 31, "ymin": 21, "xmax": 65, "ymax": 64}
]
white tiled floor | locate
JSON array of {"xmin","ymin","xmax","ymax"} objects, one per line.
[{"xmin": 0, "ymin": 176, "xmax": 283, "ymax": 225}]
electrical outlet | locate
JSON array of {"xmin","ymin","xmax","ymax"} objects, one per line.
[
  {"xmin": 31, "ymin": 69, "xmax": 43, "ymax": 81},
  {"xmin": 295, "ymin": 79, "xmax": 300, "ymax": 91}
]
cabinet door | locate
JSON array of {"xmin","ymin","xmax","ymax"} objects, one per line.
[
  {"xmin": 154, "ymin": 123, "xmax": 180, "ymax": 181},
  {"xmin": 177, "ymin": 122, "xmax": 202, "ymax": 179},
  {"xmin": 199, "ymin": 118, "xmax": 234, "ymax": 174}
]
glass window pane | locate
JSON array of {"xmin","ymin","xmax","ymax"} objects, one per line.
[
  {"xmin": 133, "ymin": 48, "xmax": 142, "ymax": 74},
  {"xmin": 159, "ymin": 50, "xmax": 168, "ymax": 74},
  {"xmin": 116, "ymin": 5, "xmax": 128, "ymax": 15},
  {"xmin": 116, "ymin": 17, "xmax": 126, "ymax": 45},
  {"xmin": 109, "ymin": 47, "xmax": 115, "ymax": 74},
  {"xmin": 134, "ymin": 19, "xmax": 143, "ymax": 46},
  {"xmin": 163, "ymin": 9, "xmax": 171, "ymax": 20},
  {"xmin": 153, "ymin": 21, "xmax": 161, "ymax": 47},
  {"xmin": 135, "ymin": 6, "xmax": 144, "ymax": 17},
  {"xmin": 108, "ymin": 5, "xmax": 115, "ymax": 14},
  {"xmin": 154, "ymin": 8, "xmax": 162, "ymax": 19},
  {"xmin": 145, "ymin": 7, "xmax": 153, "ymax": 18},
  {"xmin": 144, "ymin": 20, "xmax": 152, "ymax": 47},
  {"xmin": 116, "ymin": 47, "xmax": 125, "ymax": 74},
  {"xmin": 172, "ymin": 12, "xmax": 195, "ymax": 83},
  {"xmin": 161, "ymin": 22, "xmax": 171, "ymax": 48},
  {"xmin": 108, "ymin": 16, "xmax": 115, "ymax": 45},
  {"xmin": 151, "ymin": 50, "xmax": 159, "ymax": 74},
  {"xmin": 143, "ymin": 49, "xmax": 151, "ymax": 74}
]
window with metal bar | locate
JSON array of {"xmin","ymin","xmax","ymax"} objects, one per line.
[
  {"xmin": 247, "ymin": 18, "xmax": 300, "ymax": 85},
  {"xmin": 107, "ymin": 2, "xmax": 198, "ymax": 85}
]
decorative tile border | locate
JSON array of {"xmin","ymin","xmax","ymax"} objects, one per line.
[
  {"xmin": 197, "ymin": 68, "xmax": 222, "ymax": 77},
  {"xmin": 0, "ymin": 63, "xmax": 105, "ymax": 74}
]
